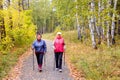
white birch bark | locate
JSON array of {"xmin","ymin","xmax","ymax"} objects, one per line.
[
  {"xmin": 96, "ymin": 0, "xmax": 105, "ymax": 44},
  {"xmin": 107, "ymin": 0, "xmax": 112, "ymax": 47},
  {"xmin": 75, "ymin": 0, "xmax": 81, "ymax": 40},
  {"xmin": 101, "ymin": 0, "xmax": 105, "ymax": 39},
  {"xmin": 89, "ymin": 0, "xmax": 97, "ymax": 49},
  {"xmin": 96, "ymin": 0, "xmax": 102, "ymax": 44},
  {"xmin": 3, "ymin": 0, "xmax": 11, "ymax": 9},
  {"xmin": 111, "ymin": 0, "xmax": 118, "ymax": 44}
]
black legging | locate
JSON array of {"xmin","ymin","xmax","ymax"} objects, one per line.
[
  {"xmin": 55, "ymin": 52, "xmax": 63, "ymax": 69},
  {"xmin": 35, "ymin": 52, "xmax": 44, "ymax": 65}
]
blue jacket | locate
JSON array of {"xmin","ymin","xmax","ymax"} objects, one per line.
[{"xmin": 32, "ymin": 40, "xmax": 47, "ymax": 53}]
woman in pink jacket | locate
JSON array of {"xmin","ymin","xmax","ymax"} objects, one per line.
[{"xmin": 53, "ymin": 32, "xmax": 65, "ymax": 72}]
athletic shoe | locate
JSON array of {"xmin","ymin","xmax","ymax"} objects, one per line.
[
  {"xmin": 39, "ymin": 69, "xmax": 42, "ymax": 72},
  {"xmin": 39, "ymin": 67, "xmax": 42, "ymax": 72},
  {"xmin": 38, "ymin": 65, "xmax": 42, "ymax": 72},
  {"xmin": 59, "ymin": 69, "xmax": 62, "ymax": 72}
]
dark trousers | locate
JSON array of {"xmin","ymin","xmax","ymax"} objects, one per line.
[
  {"xmin": 55, "ymin": 52, "xmax": 63, "ymax": 69},
  {"xmin": 35, "ymin": 52, "xmax": 44, "ymax": 65}
]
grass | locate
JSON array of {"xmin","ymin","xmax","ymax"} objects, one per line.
[
  {"xmin": 43, "ymin": 30, "xmax": 120, "ymax": 80},
  {"xmin": 0, "ymin": 45, "xmax": 30, "ymax": 80}
]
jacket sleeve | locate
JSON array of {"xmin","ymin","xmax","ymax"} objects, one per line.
[
  {"xmin": 43, "ymin": 40, "xmax": 47, "ymax": 53},
  {"xmin": 32, "ymin": 41, "xmax": 35, "ymax": 49}
]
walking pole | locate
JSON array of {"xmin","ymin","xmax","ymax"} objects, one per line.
[
  {"xmin": 64, "ymin": 52, "xmax": 65, "ymax": 66},
  {"xmin": 44, "ymin": 53, "xmax": 46, "ymax": 66},
  {"xmin": 33, "ymin": 50, "xmax": 35, "ymax": 70},
  {"xmin": 63, "ymin": 45, "xmax": 66, "ymax": 66},
  {"xmin": 53, "ymin": 54, "xmax": 55, "ymax": 70},
  {"xmin": 52, "ymin": 46, "xmax": 56, "ymax": 70}
]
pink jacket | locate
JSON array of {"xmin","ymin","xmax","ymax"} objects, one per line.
[{"xmin": 54, "ymin": 36, "xmax": 65, "ymax": 52}]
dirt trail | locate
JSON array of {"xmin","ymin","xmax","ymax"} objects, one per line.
[{"xmin": 3, "ymin": 40, "xmax": 73, "ymax": 80}]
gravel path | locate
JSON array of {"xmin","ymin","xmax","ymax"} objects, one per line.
[{"xmin": 20, "ymin": 40, "xmax": 73, "ymax": 80}]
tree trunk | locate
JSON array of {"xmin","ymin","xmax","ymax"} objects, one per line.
[
  {"xmin": 28, "ymin": 0, "xmax": 29, "ymax": 9},
  {"xmin": 76, "ymin": 13, "xmax": 81, "ymax": 40},
  {"xmin": 0, "ymin": 0, "xmax": 6, "ymax": 39},
  {"xmin": 8, "ymin": 0, "xmax": 10, "ymax": 6},
  {"xmin": 75, "ymin": 0, "xmax": 82, "ymax": 40},
  {"xmin": 21, "ymin": 0, "xmax": 29, "ymax": 10},
  {"xmin": 89, "ymin": 0, "xmax": 97, "ymax": 49},
  {"xmin": 107, "ymin": 0, "xmax": 112, "ymax": 47},
  {"xmin": 96, "ymin": 0, "xmax": 102, "ymax": 44},
  {"xmin": 101, "ymin": 0, "xmax": 105, "ymax": 40},
  {"xmin": 118, "ymin": 19, "xmax": 120, "ymax": 35},
  {"xmin": 22, "ymin": 0, "xmax": 25, "ymax": 10},
  {"xmin": 0, "ymin": 20, "xmax": 6, "ymax": 39},
  {"xmin": 111, "ymin": 0, "xmax": 118, "ymax": 45},
  {"xmin": 96, "ymin": 0, "xmax": 105, "ymax": 44}
]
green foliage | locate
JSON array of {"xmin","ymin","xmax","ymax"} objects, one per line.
[
  {"xmin": 117, "ymin": 1, "xmax": 120, "ymax": 12},
  {"xmin": 30, "ymin": 0, "xmax": 53, "ymax": 33},
  {"xmin": 43, "ymin": 31, "xmax": 120, "ymax": 80},
  {"xmin": 0, "ymin": 0, "xmax": 36, "ymax": 79},
  {"xmin": 62, "ymin": 31, "xmax": 120, "ymax": 80},
  {"xmin": 0, "ymin": 46, "xmax": 29, "ymax": 80},
  {"xmin": 51, "ymin": 0, "xmax": 120, "ymax": 48},
  {"xmin": 52, "ymin": 0, "xmax": 75, "ymax": 30},
  {"xmin": 79, "ymin": 49, "xmax": 120, "ymax": 80},
  {"xmin": 1, "ymin": 36, "xmax": 14, "ymax": 51},
  {"xmin": 54, "ymin": 26, "xmax": 62, "ymax": 33},
  {"xmin": 0, "ymin": 6, "xmax": 36, "ymax": 53}
]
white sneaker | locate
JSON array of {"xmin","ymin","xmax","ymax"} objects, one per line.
[{"xmin": 59, "ymin": 69, "xmax": 62, "ymax": 72}]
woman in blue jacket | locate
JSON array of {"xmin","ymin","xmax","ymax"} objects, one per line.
[{"xmin": 32, "ymin": 33, "xmax": 47, "ymax": 72}]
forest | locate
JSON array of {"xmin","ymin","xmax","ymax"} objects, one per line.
[{"xmin": 0, "ymin": 0, "xmax": 120, "ymax": 80}]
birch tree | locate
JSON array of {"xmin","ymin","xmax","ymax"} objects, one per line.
[
  {"xmin": 89, "ymin": 0, "xmax": 97, "ymax": 49},
  {"xmin": 75, "ymin": 0, "xmax": 81, "ymax": 40},
  {"xmin": 32, "ymin": 0, "xmax": 120, "ymax": 48},
  {"xmin": 106, "ymin": 0, "xmax": 112, "ymax": 47},
  {"xmin": 111, "ymin": 0, "xmax": 118, "ymax": 44},
  {"xmin": 96, "ymin": 0, "xmax": 102, "ymax": 44}
]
